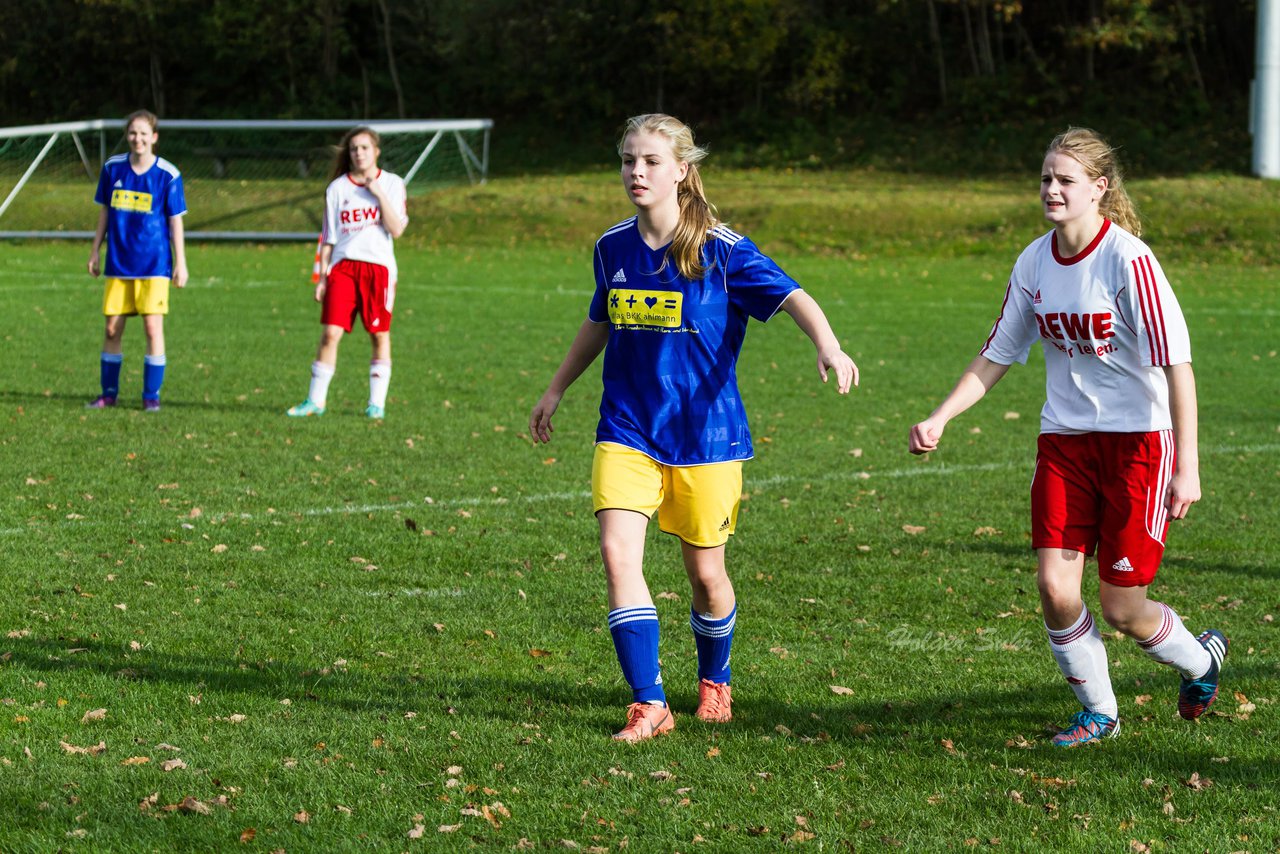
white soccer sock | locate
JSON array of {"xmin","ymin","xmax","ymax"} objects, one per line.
[
  {"xmin": 308, "ymin": 361, "xmax": 335, "ymax": 408},
  {"xmin": 1046, "ymin": 605, "xmax": 1118, "ymax": 719},
  {"xmin": 369, "ymin": 359, "xmax": 391, "ymax": 409},
  {"xmin": 1136, "ymin": 602, "xmax": 1212, "ymax": 679}
]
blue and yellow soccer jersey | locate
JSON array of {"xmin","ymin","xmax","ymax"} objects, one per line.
[
  {"xmin": 587, "ymin": 218, "xmax": 799, "ymax": 466},
  {"xmin": 94, "ymin": 155, "xmax": 187, "ymax": 278}
]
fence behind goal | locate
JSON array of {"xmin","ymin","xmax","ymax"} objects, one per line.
[{"xmin": 0, "ymin": 118, "xmax": 492, "ymax": 240}]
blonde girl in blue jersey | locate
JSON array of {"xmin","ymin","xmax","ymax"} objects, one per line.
[
  {"xmin": 87, "ymin": 109, "xmax": 188, "ymax": 410},
  {"xmin": 530, "ymin": 113, "xmax": 858, "ymax": 742}
]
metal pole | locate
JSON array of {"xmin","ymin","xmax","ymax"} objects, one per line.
[
  {"xmin": 1255, "ymin": 0, "xmax": 1280, "ymax": 178},
  {"xmin": 0, "ymin": 132, "xmax": 60, "ymax": 222}
]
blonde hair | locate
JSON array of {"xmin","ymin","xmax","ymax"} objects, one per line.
[
  {"xmin": 618, "ymin": 114, "xmax": 718, "ymax": 280},
  {"xmin": 1046, "ymin": 127, "xmax": 1141, "ymax": 237},
  {"xmin": 330, "ymin": 126, "xmax": 381, "ymax": 181}
]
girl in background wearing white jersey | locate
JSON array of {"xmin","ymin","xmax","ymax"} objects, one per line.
[
  {"xmin": 909, "ymin": 128, "xmax": 1227, "ymax": 746},
  {"xmin": 530, "ymin": 114, "xmax": 857, "ymax": 742},
  {"xmin": 288, "ymin": 126, "xmax": 407, "ymax": 419}
]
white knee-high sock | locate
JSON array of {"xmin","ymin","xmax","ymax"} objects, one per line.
[
  {"xmin": 308, "ymin": 361, "xmax": 335, "ymax": 408},
  {"xmin": 369, "ymin": 359, "xmax": 391, "ymax": 408},
  {"xmin": 1046, "ymin": 605, "xmax": 1117, "ymax": 719},
  {"xmin": 1136, "ymin": 602, "xmax": 1212, "ymax": 679}
]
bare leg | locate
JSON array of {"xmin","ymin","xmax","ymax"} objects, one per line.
[
  {"xmin": 102, "ymin": 316, "xmax": 126, "ymax": 355},
  {"xmin": 599, "ymin": 509, "xmax": 652, "ymax": 608},
  {"xmin": 681, "ymin": 542, "xmax": 734, "ymax": 618},
  {"xmin": 141, "ymin": 314, "xmax": 165, "ymax": 357}
]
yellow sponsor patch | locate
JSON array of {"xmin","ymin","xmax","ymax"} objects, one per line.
[
  {"xmin": 607, "ymin": 289, "xmax": 683, "ymax": 329},
  {"xmin": 110, "ymin": 189, "xmax": 153, "ymax": 213}
]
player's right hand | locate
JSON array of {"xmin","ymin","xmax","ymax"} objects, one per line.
[
  {"xmin": 314, "ymin": 280, "xmax": 326, "ymax": 303},
  {"xmin": 908, "ymin": 420, "xmax": 942, "ymax": 455},
  {"xmin": 87, "ymin": 253, "xmax": 100, "ymax": 277},
  {"xmin": 529, "ymin": 391, "xmax": 562, "ymax": 444}
]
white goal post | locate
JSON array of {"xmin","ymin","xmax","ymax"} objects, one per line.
[{"xmin": 0, "ymin": 118, "xmax": 492, "ymax": 240}]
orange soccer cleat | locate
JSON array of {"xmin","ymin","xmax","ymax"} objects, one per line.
[
  {"xmin": 612, "ymin": 702, "xmax": 675, "ymax": 742},
  {"xmin": 695, "ymin": 679, "xmax": 732, "ymax": 723}
]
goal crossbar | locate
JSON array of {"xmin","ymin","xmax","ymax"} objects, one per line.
[{"xmin": 0, "ymin": 118, "xmax": 492, "ymax": 241}]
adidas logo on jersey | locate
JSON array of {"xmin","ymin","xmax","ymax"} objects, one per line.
[
  {"xmin": 612, "ymin": 268, "xmax": 627, "ymax": 283},
  {"xmin": 113, "ymin": 180, "xmax": 123, "ymax": 188},
  {"xmin": 1112, "ymin": 556, "xmax": 1135, "ymax": 573}
]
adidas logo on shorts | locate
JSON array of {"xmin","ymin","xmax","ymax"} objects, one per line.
[
  {"xmin": 1111, "ymin": 556, "xmax": 1135, "ymax": 573},
  {"xmin": 719, "ymin": 517, "xmax": 730, "ymax": 532},
  {"xmin": 612, "ymin": 268, "xmax": 627, "ymax": 283}
]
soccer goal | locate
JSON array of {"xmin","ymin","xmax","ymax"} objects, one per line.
[{"xmin": 0, "ymin": 118, "xmax": 492, "ymax": 240}]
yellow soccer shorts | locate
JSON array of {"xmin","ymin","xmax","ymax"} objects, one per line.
[
  {"xmin": 102, "ymin": 277, "xmax": 170, "ymax": 316},
  {"xmin": 592, "ymin": 442, "xmax": 742, "ymax": 548}
]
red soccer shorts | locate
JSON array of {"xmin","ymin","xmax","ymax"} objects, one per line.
[
  {"xmin": 1030, "ymin": 430, "xmax": 1175, "ymax": 587},
  {"xmin": 321, "ymin": 258, "xmax": 394, "ymax": 334}
]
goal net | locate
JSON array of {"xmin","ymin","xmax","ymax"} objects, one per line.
[{"xmin": 0, "ymin": 118, "xmax": 491, "ymax": 240}]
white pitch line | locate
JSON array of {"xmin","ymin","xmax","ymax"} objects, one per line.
[{"xmin": 5, "ymin": 444, "xmax": 1275, "ymax": 537}]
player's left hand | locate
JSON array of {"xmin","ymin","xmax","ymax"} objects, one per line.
[
  {"xmin": 817, "ymin": 347, "xmax": 859, "ymax": 394},
  {"xmin": 1165, "ymin": 468, "xmax": 1201, "ymax": 520},
  {"xmin": 172, "ymin": 262, "xmax": 189, "ymax": 289}
]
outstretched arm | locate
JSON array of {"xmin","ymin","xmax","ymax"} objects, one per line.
[
  {"xmin": 908, "ymin": 355, "xmax": 1010, "ymax": 454},
  {"xmin": 779, "ymin": 290, "xmax": 858, "ymax": 394},
  {"xmin": 1163, "ymin": 362, "xmax": 1200, "ymax": 518},
  {"xmin": 529, "ymin": 319, "xmax": 610, "ymax": 444}
]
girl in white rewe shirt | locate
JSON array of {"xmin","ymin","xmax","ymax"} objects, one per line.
[
  {"xmin": 287, "ymin": 126, "xmax": 408, "ymax": 420},
  {"xmin": 909, "ymin": 127, "xmax": 1227, "ymax": 747}
]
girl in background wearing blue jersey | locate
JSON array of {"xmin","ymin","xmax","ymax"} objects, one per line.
[
  {"xmin": 87, "ymin": 109, "xmax": 188, "ymax": 411},
  {"xmin": 530, "ymin": 113, "xmax": 858, "ymax": 742}
]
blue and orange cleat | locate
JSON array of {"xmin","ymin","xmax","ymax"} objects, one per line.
[
  {"xmin": 1052, "ymin": 709, "xmax": 1119, "ymax": 747},
  {"xmin": 1178, "ymin": 629, "xmax": 1228, "ymax": 720}
]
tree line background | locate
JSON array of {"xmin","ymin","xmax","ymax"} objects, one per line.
[{"xmin": 0, "ymin": 0, "xmax": 1259, "ymax": 173}]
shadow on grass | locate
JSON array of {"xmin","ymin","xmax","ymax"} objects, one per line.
[
  {"xmin": 0, "ymin": 388, "xmax": 311, "ymax": 416},
  {"xmin": 6, "ymin": 635, "xmax": 1274, "ymax": 784},
  {"xmin": 919, "ymin": 535, "xmax": 1277, "ymax": 583}
]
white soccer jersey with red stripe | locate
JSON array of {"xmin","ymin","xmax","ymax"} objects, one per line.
[
  {"xmin": 980, "ymin": 220, "xmax": 1191, "ymax": 434},
  {"xmin": 321, "ymin": 170, "xmax": 407, "ymax": 282}
]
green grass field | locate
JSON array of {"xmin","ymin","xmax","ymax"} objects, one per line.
[{"xmin": 1, "ymin": 169, "xmax": 1277, "ymax": 851}]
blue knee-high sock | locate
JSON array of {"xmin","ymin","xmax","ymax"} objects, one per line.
[
  {"xmin": 690, "ymin": 604, "xmax": 736, "ymax": 684},
  {"xmin": 608, "ymin": 606, "xmax": 665, "ymax": 705},
  {"xmin": 100, "ymin": 352, "xmax": 123, "ymax": 398},
  {"xmin": 143, "ymin": 354, "xmax": 166, "ymax": 401}
]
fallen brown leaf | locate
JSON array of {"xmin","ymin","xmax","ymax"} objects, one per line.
[
  {"xmin": 180, "ymin": 797, "xmax": 211, "ymax": 815},
  {"xmin": 120, "ymin": 756, "xmax": 150, "ymax": 766},
  {"xmin": 829, "ymin": 685, "xmax": 853, "ymax": 696},
  {"xmin": 60, "ymin": 740, "xmax": 106, "ymax": 756},
  {"xmin": 294, "ymin": 810, "xmax": 311, "ymax": 823},
  {"xmin": 80, "ymin": 708, "xmax": 107, "ymax": 724},
  {"xmin": 239, "ymin": 828, "xmax": 256, "ymax": 843}
]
